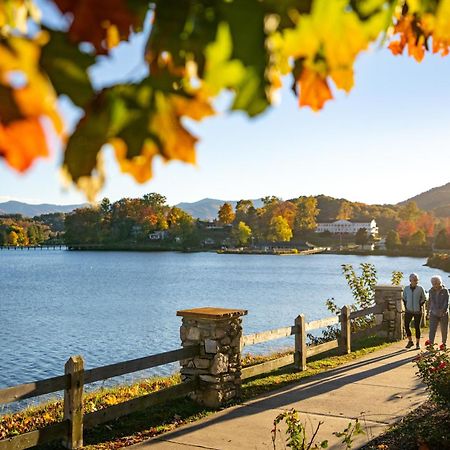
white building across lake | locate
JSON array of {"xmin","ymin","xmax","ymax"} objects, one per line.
[{"xmin": 315, "ymin": 219, "xmax": 378, "ymax": 236}]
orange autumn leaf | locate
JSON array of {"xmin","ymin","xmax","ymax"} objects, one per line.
[
  {"xmin": 0, "ymin": 118, "xmax": 48, "ymax": 172},
  {"xmin": 389, "ymin": 15, "xmax": 428, "ymax": 63},
  {"xmin": 112, "ymin": 137, "xmax": 158, "ymax": 183},
  {"xmin": 151, "ymin": 92, "xmax": 197, "ymax": 163},
  {"xmin": 388, "ymin": 40, "xmax": 404, "ymax": 55},
  {"xmin": 298, "ymin": 68, "xmax": 333, "ymax": 111},
  {"xmin": 172, "ymin": 94, "xmax": 214, "ymax": 122}
]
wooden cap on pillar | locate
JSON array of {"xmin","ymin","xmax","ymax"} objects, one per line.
[
  {"xmin": 374, "ymin": 285, "xmax": 403, "ymax": 290},
  {"xmin": 177, "ymin": 307, "xmax": 248, "ymax": 320}
]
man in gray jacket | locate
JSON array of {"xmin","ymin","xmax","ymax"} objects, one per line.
[
  {"xmin": 402, "ymin": 273, "xmax": 427, "ymax": 349},
  {"xmin": 428, "ymin": 275, "xmax": 449, "ymax": 347}
]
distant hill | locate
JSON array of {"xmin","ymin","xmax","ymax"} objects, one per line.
[
  {"xmin": 176, "ymin": 198, "xmax": 264, "ymax": 219},
  {"xmin": 399, "ymin": 182, "xmax": 450, "ymax": 217},
  {"xmin": 0, "ymin": 201, "xmax": 85, "ymax": 217}
]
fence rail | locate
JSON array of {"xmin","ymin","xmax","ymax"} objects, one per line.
[
  {"xmin": 0, "ymin": 374, "xmax": 69, "ymax": 405},
  {"xmin": 83, "ymin": 346, "xmax": 199, "ymax": 384},
  {"xmin": 0, "ymin": 421, "xmax": 69, "ymax": 450},
  {"xmin": 349, "ymin": 304, "xmax": 383, "ymax": 319},
  {"xmin": 242, "ymin": 326, "xmax": 295, "ymax": 346}
]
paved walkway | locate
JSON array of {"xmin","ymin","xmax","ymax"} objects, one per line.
[{"xmin": 129, "ymin": 339, "xmax": 433, "ymax": 450}]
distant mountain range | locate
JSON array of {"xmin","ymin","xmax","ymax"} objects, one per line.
[
  {"xmin": 0, "ymin": 201, "xmax": 85, "ymax": 217},
  {"xmin": 399, "ymin": 182, "xmax": 450, "ymax": 217},
  {"xmin": 2, "ymin": 181, "xmax": 449, "ymax": 219},
  {"xmin": 176, "ymin": 198, "xmax": 264, "ymax": 220}
]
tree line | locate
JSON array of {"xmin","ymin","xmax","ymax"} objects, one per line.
[
  {"xmin": 5, "ymin": 193, "xmax": 450, "ymax": 250},
  {"xmin": 218, "ymin": 197, "xmax": 450, "ymax": 249},
  {"xmin": 217, "ymin": 196, "xmax": 319, "ymax": 245},
  {"xmin": 0, "ymin": 213, "xmax": 64, "ymax": 246},
  {"xmin": 64, "ymin": 194, "xmax": 198, "ymax": 248}
]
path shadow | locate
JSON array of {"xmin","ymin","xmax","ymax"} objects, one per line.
[{"xmin": 146, "ymin": 347, "xmax": 424, "ymax": 445}]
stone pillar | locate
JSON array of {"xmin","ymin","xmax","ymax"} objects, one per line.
[
  {"xmin": 177, "ymin": 307, "xmax": 248, "ymax": 408},
  {"xmin": 374, "ymin": 285, "xmax": 404, "ymax": 341}
]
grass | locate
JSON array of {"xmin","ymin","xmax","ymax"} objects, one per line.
[
  {"xmin": 0, "ymin": 336, "xmax": 393, "ymax": 449},
  {"xmin": 241, "ymin": 335, "xmax": 390, "ymax": 399},
  {"xmin": 360, "ymin": 401, "xmax": 450, "ymax": 450}
]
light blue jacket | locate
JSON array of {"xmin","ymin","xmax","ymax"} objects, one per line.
[{"xmin": 402, "ymin": 285, "xmax": 427, "ymax": 313}]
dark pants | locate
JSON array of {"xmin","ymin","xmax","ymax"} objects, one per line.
[{"xmin": 405, "ymin": 311, "xmax": 422, "ymax": 339}]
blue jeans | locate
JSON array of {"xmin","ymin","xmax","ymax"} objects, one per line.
[{"xmin": 429, "ymin": 312, "xmax": 449, "ymax": 345}]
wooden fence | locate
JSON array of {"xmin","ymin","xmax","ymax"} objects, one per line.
[
  {"xmin": 241, "ymin": 303, "xmax": 384, "ymax": 380},
  {"xmin": 0, "ymin": 346, "xmax": 200, "ymax": 450},
  {"xmin": 0, "ymin": 303, "xmax": 385, "ymax": 450}
]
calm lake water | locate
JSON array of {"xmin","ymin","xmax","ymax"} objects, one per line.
[{"xmin": 1, "ymin": 251, "xmax": 447, "ymax": 396}]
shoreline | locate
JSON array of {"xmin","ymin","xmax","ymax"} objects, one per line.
[{"xmin": 61, "ymin": 244, "xmax": 432, "ymax": 259}]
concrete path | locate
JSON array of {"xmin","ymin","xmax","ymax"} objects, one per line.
[{"xmin": 128, "ymin": 339, "xmax": 431, "ymax": 450}]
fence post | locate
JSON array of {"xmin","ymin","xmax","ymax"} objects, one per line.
[
  {"xmin": 340, "ymin": 305, "xmax": 351, "ymax": 354},
  {"xmin": 63, "ymin": 355, "xmax": 84, "ymax": 449},
  {"xmin": 294, "ymin": 314, "xmax": 306, "ymax": 371}
]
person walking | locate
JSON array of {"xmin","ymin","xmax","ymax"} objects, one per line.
[
  {"xmin": 403, "ymin": 273, "xmax": 427, "ymax": 349},
  {"xmin": 428, "ymin": 275, "xmax": 449, "ymax": 348}
]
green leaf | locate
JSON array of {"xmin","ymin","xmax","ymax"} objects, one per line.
[
  {"xmin": 220, "ymin": 0, "xmax": 271, "ymax": 116},
  {"xmin": 40, "ymin": 29, "xmax": 95, "ymax": 107},
  {"xmin": 63, "ymin": 94, "xmax": 110, "ymax": 181},
  {"xmin": 146, "ymin": 0, "xmax": 219, "ymax": 76}
]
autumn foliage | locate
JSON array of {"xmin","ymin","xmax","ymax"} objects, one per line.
[{"xmin": 0, "ymin": 0, "xmax": 450, "ymax": 199}]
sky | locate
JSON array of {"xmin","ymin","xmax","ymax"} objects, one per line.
[{"xmin": 1, "ymin": 4, "xmax": 450, "ymax": 207}]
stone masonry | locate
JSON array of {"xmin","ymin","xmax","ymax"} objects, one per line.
[
  {"xmin": 177, "ymin": 307, "xmax": 248, "ymax": 408},
  {"xmin": 374, "ymin": 285, "xmax": 404, "ymax": 341}
]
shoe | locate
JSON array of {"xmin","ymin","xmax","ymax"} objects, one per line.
[
  {"xmin": 416, "ymin": 343, "xmax": 420, "ymax": 350},
  {"xmin": 405, "ymin": 341, "xmax": 414, "ymax": 349}
]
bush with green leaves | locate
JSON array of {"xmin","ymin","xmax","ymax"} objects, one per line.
[
  {"xmin": 308, "ymin": 265, "xmax": 403, "ymax": 345},
  {"xmin": 414, "ymin": 342, "xmax": 450, "ymax": 408}
]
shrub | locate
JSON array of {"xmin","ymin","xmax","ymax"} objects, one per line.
[{"xmin": 414, "ymin": 342, "xmax": 450, "ymax": 407}]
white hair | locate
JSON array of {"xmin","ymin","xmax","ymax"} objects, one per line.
[
  {"xmin": 431, "ymin": 275, "xmax": 442, "ymax": 284},
  {"xmin": 409, "ymin": 273, "xmax": 419, "ymax": 281}
]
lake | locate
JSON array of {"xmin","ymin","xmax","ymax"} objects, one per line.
[{"xmin": 0, "ymin": 251, "xmax": 446, "ymax": 396}]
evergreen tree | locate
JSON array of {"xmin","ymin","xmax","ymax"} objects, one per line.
[
  {"xmin": 434, "ymin": 229, "xmax": 450, "ymax": 249},
  {"xmin": 408, "ymin": 229, "xmax": 427, "ymax": 248},
  {"xmin": 355, "ymin": 228, "xmax": 368, "ymax": 246},
  {"xmin": 385, "ymin": 230, "xmax": 401, "ymax": 250}
]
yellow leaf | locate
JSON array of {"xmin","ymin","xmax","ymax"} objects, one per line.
[
  {"xmin": 106, "ymin": 24, "xmax": 120, "ymax": 49},
  {"xmin": 0, "ymin": 34, "xmax": 63, "ymax": 134},
  {"xmin": 434, "ymin": 0, "xmax": 450, "ymax": 50},
  {"xmin": 330, "ymin": 67, "xmax": 354, "ymax": 92}
]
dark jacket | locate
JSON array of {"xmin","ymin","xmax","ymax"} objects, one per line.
[{"xmin": 429, "ymin": 286, "xmax": 449, "ymax": 317}]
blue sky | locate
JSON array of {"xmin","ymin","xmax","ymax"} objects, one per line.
[{"xmin": 1, "ymin": 7, "xmax": 450, "ymax": 206}]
